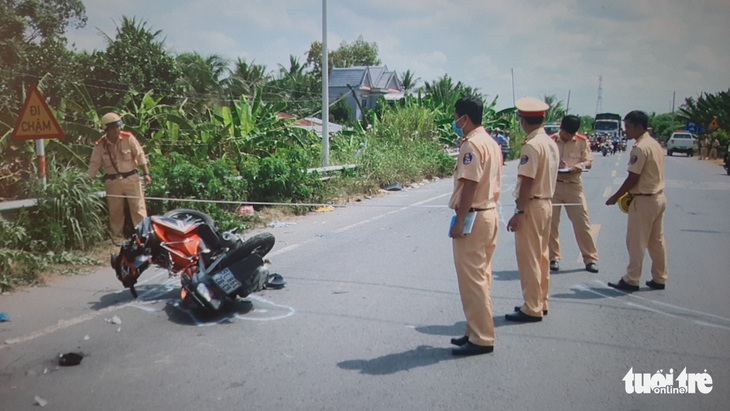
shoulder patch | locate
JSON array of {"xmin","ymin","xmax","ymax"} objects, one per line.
[
  {"xmin": 520, "ymin": 155, "xmax": 529, "ymax": 165},
  {"xmin": 463, "ymin": 152, "xmax": 473, "ymax": 165},
  {"xmin": 575, "ymin": 133, "xmax": 589, "ymax": 141},
  {"xmin": 629, "ymin": 155, "xmax": 638, "ymax": 165}
]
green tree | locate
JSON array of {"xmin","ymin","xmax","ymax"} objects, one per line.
[
  {"xmin": 79, "ymin": 17, "xmax": 183, "ymax": 108},
  {"xmin": 422, "ymin": 74, "xmax": 480, "ymax": 110},
  {"xmin": 225, "ymin": 58, "xmax": 271, "ymax": 99},
  {"xmin": 649, "ymin": 113, "xmax": 683, "ymax": 141},
  {"xmin": 400, "ymin": 69, "xmax": 420, "ymax": 94},
  {"xmin": 677, "ymin": 89, "xmax": 730, "ymax": 133},
  {"xmin": 176, "ymin": 52, "xmax": 230, "ymax": 113},
  {"xmin": 542, "ymin": 95, "xmax": 566, "ymax": 123},
  {"xmin": 268, "ymin": 55, "xmax": 319, "ymax": 116},
  {"xmin": 0, "ymin": 0, "xmax": 86, "ymax": 111},
  {"xmin": 305, "ymin": 35, "xmax": 381, "ymax": 76}
]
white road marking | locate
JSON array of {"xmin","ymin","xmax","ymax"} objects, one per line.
[
  {"xmin": 602, "ymin": 187, "xmax": 612, "ymax": 197},
  {"xmin": 571, "ymin": 282, "xmax": 730, "ymax": 331}
]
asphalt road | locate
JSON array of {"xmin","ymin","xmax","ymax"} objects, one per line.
[{"xmin": 1, "ymin": 147, "xmax": 729, "ymax": 410}]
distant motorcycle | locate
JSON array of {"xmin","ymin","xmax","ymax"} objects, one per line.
[
  {"xmin": 112, "ymin": 209, "xmax": 283, "ymax": 312},
  {"xmin": 601, "ymin": 141, "xmax": 611, "ymax": 157}
]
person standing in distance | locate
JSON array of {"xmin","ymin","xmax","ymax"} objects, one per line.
[
  {"xmin": 87, "ymin": 112, "xmax": 152, "ymax": 237},
  {"xmin": 505, "ymin": 97, "xmax": 560, "ymax": 323},
  {"xmin": 448, "ymin": 96, "xmax": 502, "ymax": 356},
  {"xmin": 549, "ymin": 115, "xmax": 599, "ymax": 273},
  {"xmin": 606, "ymin": 110, "xmax": 667, "ymax": 291}
]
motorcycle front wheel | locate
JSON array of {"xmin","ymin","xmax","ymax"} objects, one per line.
[{"xmin": 163, "ymin": 208, "xmax": 215, "ymax": 227}]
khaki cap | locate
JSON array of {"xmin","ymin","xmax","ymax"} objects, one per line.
[{"xmin": 515, "ymin": 97, "xmax": 549, "ymax": 117}]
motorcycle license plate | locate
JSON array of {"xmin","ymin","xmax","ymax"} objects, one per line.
[{"xmin": 212, "ymin": 268, "xmax": 242, "ymax": 294}]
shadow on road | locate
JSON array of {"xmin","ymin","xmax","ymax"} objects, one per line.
[
  {"xmin": 163, "ymin": 299, "xmax": 255, "ymax": 326},
  {"xmin": 414, "ymin": 321, "xmax": 466, "ymax": 337},
  {"xmin": 493, "ymin": 270, "xmax": 520, "ymax": 281},
  {"xmin": 88, "ymin": 285, "xmax": 179, "ymax": 311},
  {"xmin": 338, "ymin": 345, "xmax": 458, "ymax": 375}
]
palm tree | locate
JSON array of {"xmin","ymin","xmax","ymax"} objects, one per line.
[
  {"xmin": 176, "ymin": 52, "xmax": 230, "ymax": 112},
  {"xmin": 226, "ymin": 58, "xmax": 271, "ymax": 99},
  {"xmin": 400, "ymin": 69, "xmax": 421, "ymax": 94},
  {"xmin": 677, "ymin": 89, "xmax": 730, "ymax": 132},
  {"xmin": 542, "ymin": 94, "xmax": 566, "ymax": 123},
  {"xmin": 423, "ymin": 74, "xmax": 480, "ymax": 109}
]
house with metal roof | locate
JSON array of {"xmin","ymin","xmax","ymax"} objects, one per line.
[{"xmin": 328, "ymin": 66, "xmax": 403, "ymax": 121}]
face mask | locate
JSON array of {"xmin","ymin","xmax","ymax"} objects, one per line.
[{"xmin": 453, "ymin": 115, "xmax": 465, "ymax": 137}]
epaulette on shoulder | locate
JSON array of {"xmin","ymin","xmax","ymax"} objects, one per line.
[
  {"xmin": 119, "ymin": 130, "xmax": 133, "ymax": 139},
  {"xmin": 550, "ymin": 133, "xmax": 559, "ymax": 140},
  {"xmin": 95, "ymin": 136, "xmax": 105, "ymax": 145},
  {"xmin": 575, "ymin": 133, "xmax": 589, "ymax": 141}
]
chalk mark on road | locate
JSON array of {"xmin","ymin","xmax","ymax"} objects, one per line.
[{"xmin": 572, "ymin": 282, "xmax": 730, "ymax": 331}]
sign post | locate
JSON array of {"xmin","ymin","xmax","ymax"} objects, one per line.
[{"xmin": 10, "ymin": 85, "xmax": 65, "ymax": 187}]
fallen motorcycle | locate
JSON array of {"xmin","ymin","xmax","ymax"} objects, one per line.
[{"xmin": 111, "ymin": 208, "xmax": 284, "ymax": 312}]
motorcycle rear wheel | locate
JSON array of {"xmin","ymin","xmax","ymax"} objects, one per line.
[
  {"xmin": 216, "ymin": 232, "xmax": 275, "ymax": 268},
  {"xmin": 163, "ymin": 208, "xmax": 215, "ymax": 227}
]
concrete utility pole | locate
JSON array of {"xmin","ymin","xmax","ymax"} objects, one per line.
[{"xmin": 321, "ymin": 0, "xmax": 329, "ymax": 167}]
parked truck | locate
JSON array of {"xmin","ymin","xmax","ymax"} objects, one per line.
[{"xmin": 594, "ymin": 113, "xmax": 622, "ymax": 140}]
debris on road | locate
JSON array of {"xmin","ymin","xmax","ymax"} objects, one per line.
[
  {"xmin": 383, "ymin": 182, "xmax": 403, "ymax": 191},
  {"xmin": 58, "ymin": 352, "xmax": 84, "ymax": 366},
  {"xmin": 268, "ymin": 220, "xmax": 296, "ymax": 228},
  {"xmin": 34, "ymin": 395, "xmax": 48, "ymax": 407},
  {"xmin": 105, "ymin": 315, "xmax": 122, "ymax": 325},
  {"xmin": 0, "ymin": 312, "xmax": 9, "ymax": 322}
]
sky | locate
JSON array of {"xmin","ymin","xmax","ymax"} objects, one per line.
[{"xmin": 65, "ymin": 0, "xmax": 730, "ymax": 118}]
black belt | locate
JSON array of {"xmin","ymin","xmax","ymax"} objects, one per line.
[
  {"xmin": 103, "ymin": 169, "xmax": 138, "ymax": 181},
  {"xmin": 530, "ymin": 197, "xmax": 551, "ymax": 200},
  {"xmin": 469, "ymin": 207, "xmax": 495, "ymax": 212},
  {"xmin": 632, "ymin": 190, "xmax": 663, "ymax": 196}
]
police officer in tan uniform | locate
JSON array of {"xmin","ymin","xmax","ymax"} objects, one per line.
[
  {"xmin": 506, "ymin": 97, "xmax": 559, "ymax": 322},
  {"xmin": 606, "ymin": 110, "xmax": 667, "ymax": 291},
  {"xmin": 549, "ymin": 115, "xmax": 599, "ymax": 273},
  {"xmin": 699, "ymin": 137, "xmax": 709, "ymax": 160},
  {"xmin": 87, "ymin": 113, "xmax": 152, "ymax": 237},
  {"xmin": 448, "ymin": 96, "xmax": 502, "ymax": 356},
  {"xmin": 710, "ymin": 137, "xmax": 720, "ymax": 160}
]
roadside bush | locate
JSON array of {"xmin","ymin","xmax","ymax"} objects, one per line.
[
  {"xmin": 359, "ymin": 106, "xmax": 455, "ymax": 186},
  {"xmin": 146, "ymin": 153, "xmax": 250, "ymax": 229},
  {"xmin": 23, "ymin": 161, "xmax": 107, "ymax": 252}
]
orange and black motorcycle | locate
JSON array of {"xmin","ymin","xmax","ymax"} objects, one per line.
[{"xmin": 111, "ymin": 209, "xmax": 283, "ymax": 312}]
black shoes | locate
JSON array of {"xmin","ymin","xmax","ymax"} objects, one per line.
[
  {"xmin": 514, "ymin": 306, "xmax": 547, "ymax": 316},
  {"xmin": 550, "ymin": 260, "xmax": 559, "ymax": 272},
  {"xmin": 646, "ymin": 280, "xmax": 666, "ymax": 290},
  {"xmin": 585, "ymin": 262, "xmax": 599, "ymax": 273},
  {"xmin": 550, "ymin": 261, "xmax": 598, "ymax": 273},
  {"xmin": 505, "ymin": 310, "xmax": 543, "ymax": 323},
  {"xmin": 607, "ymin": 278, "xmax": 639, "ymax": 292},
  {"xmin": 450, "ymin": 335, "xmax": 469, "ymax": 346},
  {"xmin": 451, "ymin": 342, "xmax": 494, "ymax": 356}
]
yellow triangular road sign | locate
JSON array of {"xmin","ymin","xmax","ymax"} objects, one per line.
[
  {"xmin": 11, "ymin": 86, "xmax": 64, "ymax": 141},
  {"xmin": 708, "ymin": 117, "xmax": 720, "ymax": 130}
]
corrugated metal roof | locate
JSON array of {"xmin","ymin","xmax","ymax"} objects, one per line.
[
  {"xmin": 329, "ymin": 66, "xmax": 402, "ymax": 92},
  {"xmin": 329, "ymin": 67, "xmax": 367, "ymax": 88}
]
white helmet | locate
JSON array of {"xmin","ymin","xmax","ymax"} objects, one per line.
[{"xmin": 101, "ymin": 112, "xmax": 123, "ymax": 129}]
